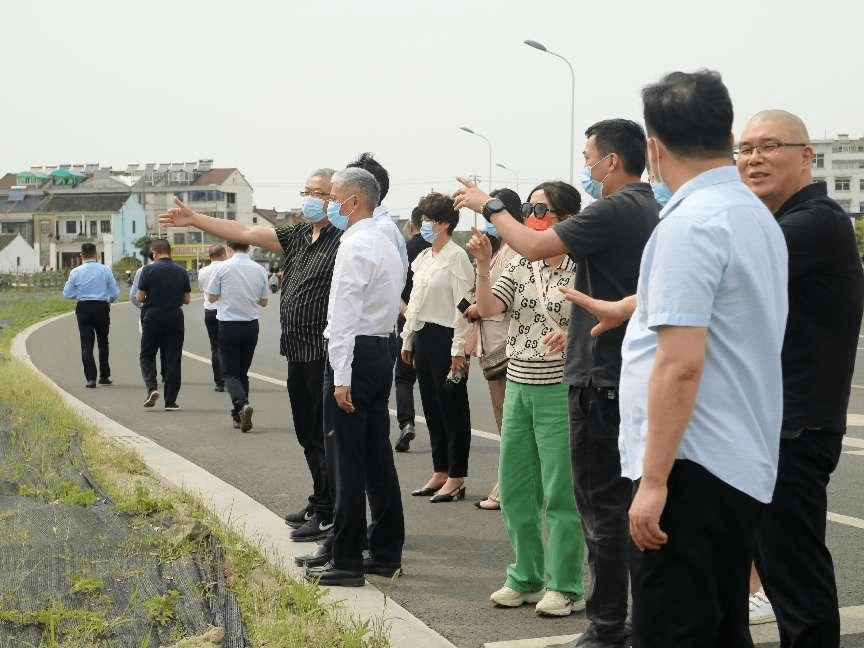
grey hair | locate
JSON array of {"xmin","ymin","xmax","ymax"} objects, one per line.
[
  {"xmin": 308, "ymin": 167, "xmax": 336, "ymax": 181},
  {"xmin": 331, "ymin": 167, "xmax": 381, "ymax": 208}
]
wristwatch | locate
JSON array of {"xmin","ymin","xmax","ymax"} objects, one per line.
[{"xmin": 481, "ymin": 198, "xmax": 505, "ymax": 222}]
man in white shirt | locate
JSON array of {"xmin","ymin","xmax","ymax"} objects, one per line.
[
  {"xmin": 196, "ymin": 244, "xmax": 229, "ymax": 392},
  {"xmin": 305, "ymin": 167, "xmax": 405, "ymax": 587},
  {"xmin": 204, "ymin": 241, "xmax": 269, "ymax": 432}
]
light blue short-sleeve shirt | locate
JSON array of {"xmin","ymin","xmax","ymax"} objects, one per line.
[{"xmin": 618, "ymin": 166, "xmax": 788, "ymax": 503}]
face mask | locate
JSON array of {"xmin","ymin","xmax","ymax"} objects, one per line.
[
  {"xmin": 651, "ymin": 182, "xmax": 673, "ymax": 207},
  {"xmin": 580, "ymin": 154, "xmax": 611, "ymax": 200},
  {"xmin": 326, "ymin": 199, "xmax": 350, "ymax": 231},
  {"xmin": 301, "ymin": 196, "xmax": 326, "ymax": 222},
  {"xmin": 525, "ymin": 215, "xmax": 553, "ymax": 231},
  {"xmin": 420, "ymin": 221, "xmax": 437, "ymax": 243},
  {"xmin": 485, "ymin": 220, "xmax": 499, "ymax": 238}
]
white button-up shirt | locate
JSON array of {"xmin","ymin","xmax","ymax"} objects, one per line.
[
  {"xmin": 197, "ymin": 259, "xmax": 224, "ymax": 312},
  {"xmin": 324, "ymin": 217, "xmax": 402, "ymax": 386},
  {"xmin": 203, "ymin": 252, "xmax": 269, "ymax": 322}
]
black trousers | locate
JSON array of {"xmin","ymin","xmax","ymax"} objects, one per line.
[
  {"xmin": 139, "ymin": 308, "xmax": 184, "ymax": 405},
  {"xmin": 753, "ymin": 429, "xmax": 843, "ymax": 648},
  {"xmin": 218, "ymin": 320, "xmax": 258, "ymax": 419},
  {"xmin": 413, "ymin": 323, "xmax": 471, "ymax": 477},
  {"xmin": 287, "ymin": 355, "xmax": 330, "ymax": 518},
  {"xmin": 204, "ymin": 309, "xmax": 223, "ymax": 387},
  {"xmin": 632, "ymin": 459, "xmax": 762, "ymax": 648},
  {"xmin": 75, "ymin": 300, "xmax": 111, "ymax": 382},
  {"xmin": 323, "ymin": 336, "xmax": 404, "ymax": 571},
  {"xmin": 393, "ymin": 315, "xmax": 416, "ymax": 429},
  {"xmin": 569, "ymin": 386, "xmax": 637, "ymax": 641}
]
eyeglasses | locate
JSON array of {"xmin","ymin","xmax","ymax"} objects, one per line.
[
  {"xmin": 733, "ymin": 142, "xmax": 807, "ymax": 159},
  {"xmin": 300, "ymin": 190, "xmax": 329, "ymax": 199},
  {"xmin": 521, "ymin": 202, "xmax": 556, "ymax": 218}
]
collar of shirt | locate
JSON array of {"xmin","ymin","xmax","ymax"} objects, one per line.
[
  {"xmin": 775, "ymin": 180, "xmax": 827, "ymax": 218},
  {"xmin": 343, "ymin": 216, "xmax": 378, "ymax": 240},
  {"xmin": 659, "ymin": 166, "xmax": 741, "ymax": 219}
]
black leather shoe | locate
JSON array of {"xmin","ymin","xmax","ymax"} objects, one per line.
[
  {"xmin": 305, "ymin": 561, "xmax": 364, "ymax": 587},
  {"xmin": 363, "ymin": 556, "xmax": 401, "ymax": 577},
  {"xmin": 98, "ymin": 377, "xmax": 112, "ymax": 385},
  {"xmin": 295, "ymin": 543, "xmax": 331, "ymax": 568},
  {"xmin": 411, "ymin": 481, "xmax": 446, "ymax": 496},
  {"xmin": 429, "ymin": 485, "xmax": 466, "ymax": 503},
  {"xmin": 394, "ymin": 424, "xmax": 415, "ymax": 452}
]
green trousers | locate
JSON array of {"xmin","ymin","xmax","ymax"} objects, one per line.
[{"xmin": 500, "ymin": 381, "xmax": 584, "ymax": 598}]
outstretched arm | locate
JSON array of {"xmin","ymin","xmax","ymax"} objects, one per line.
[{"xmin": 560, "ymin": 288, "xmax": 636, "ymax": 336}]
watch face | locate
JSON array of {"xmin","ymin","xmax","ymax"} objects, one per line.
[{"xmin": 484, "ymin": 198, "xmax": 505, "ymax": 216}]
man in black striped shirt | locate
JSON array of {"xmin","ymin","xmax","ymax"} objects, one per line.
[{"xmin": 159, "ymin": 169, "xmax": 342, "ymax": 543}]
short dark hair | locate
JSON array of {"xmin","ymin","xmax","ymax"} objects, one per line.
[
  {"xmin": 410, "ymin": 206, "xmax": 423, "ymax": 230},
  {"xmin": 347, "ymin": 152, "xmax": 389, "ymax": 201},
  {"xmin": 80, "ymin": 243, "xmax": 97, "ymax": 258},
  {"xmin": 585, "ymin": 119, "xmax": 647, "ymax": 177},
  {"xmin": 208, "ymin": 243, "xmax": 227, "ymax": 259},
  {"xmin": 150, "ymin": 238, "xmax": 171, "ymax": 256},
  {"xmin": 227, "ymin": 241, "xmax": 249, "ymax": 252},
  {"xmin": 418, "ymin": 192, "xmax": 459, "ymax": 235},
  {"xmin": 490, "ymin": 188, "xmax": 523, "ymax": 223},
  {"xmin": 642, "ymin": 69, "xmax": 733, "ymax": 158},
  {"xmin": 526, "ymin": 181, "xmax": 581, "ymax": 221}
]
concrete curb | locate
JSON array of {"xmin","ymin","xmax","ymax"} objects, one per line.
[{"xmin": 12, "ymin": 312, "xmax": 457, "ymax": 648}]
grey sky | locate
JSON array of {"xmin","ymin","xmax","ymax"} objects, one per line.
[{"xmin": 5, "ymin": 0, "xmax": 862, "ymax": 228}]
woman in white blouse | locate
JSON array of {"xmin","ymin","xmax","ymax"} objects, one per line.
[{"xmin": 400, "ymin": 193, "xmax": 474, "ymax": 503}]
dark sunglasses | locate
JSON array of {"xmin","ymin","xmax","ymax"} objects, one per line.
[{"xmin": 521, "ymin": 202, "xmax": 556, "ymax": 218}]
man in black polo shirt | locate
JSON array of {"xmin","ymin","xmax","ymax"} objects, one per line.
[
  {"xmin": 455, "ymin": 119, "xmax": 660, "ymax": 648},
  {"xmin": 136, "ymin": 239, "xmax": 192, "ymax": 410},
  {"xmin": 738, "ymin": 110, "xmax": 864, "ymax": 646}
]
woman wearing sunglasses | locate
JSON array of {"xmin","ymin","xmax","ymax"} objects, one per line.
[
  {"xmin": 467, "ymin": 181, "xmax": 585, "ymax": 617},
  {"xmin": 401, "ymin": 192, "xmax": 475, "ymax": 503}
]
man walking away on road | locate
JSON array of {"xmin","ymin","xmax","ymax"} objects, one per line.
[
  {"xmin": 204, "ymin": 241, "xmax": 269, "ymax": 432},
  {"xmin": 136, "ymin": 238, "xmax": 191, "ymax": 410},
  {"xmin": 197, "ymin": 244, "xmax": 230, "ymax": 392},
  {"xmin": 738, "ymin": 109, "xmax": 864, "ymax": 645},
  {"xmin": 63, "ymin": 242, "xmax": 119, "ymax": 388}
]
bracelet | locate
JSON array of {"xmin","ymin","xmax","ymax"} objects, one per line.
[{"xmin": 476, "ymin": 273, "xmax": 490, "ymax": 278}]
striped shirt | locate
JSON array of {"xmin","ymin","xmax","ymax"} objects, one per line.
[
  {"xmin": 276, "ymin": 222, "xmax": 342, "ymax": 362},
  {"xmin": 491, "ymin": 255, "xmax": 576, "ymax": 385}
]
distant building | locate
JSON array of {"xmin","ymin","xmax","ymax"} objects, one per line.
[
  {"xmin": 810, "ymin": 133, "xmax": 864, "ymax": 215},
  {"xmin": 0, "ymin": 233, "xmax": 39, "ymax": 274}
]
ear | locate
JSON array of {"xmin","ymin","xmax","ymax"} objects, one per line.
[{"xmin": 801, "ymin": 144, "xmax": 814, "ymax": 169}]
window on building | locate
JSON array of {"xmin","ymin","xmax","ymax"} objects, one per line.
[
  {"xmin": 812, "ymin": 153, "xmax": 825, "ymax": 169},
  {"xmin": 173, "ymin": 233, "xmax": 186, "ymax": 244},
  {"xmin": 227, "ymin": 213, "xmax": 236, "ymax": 220},
  {"xmin": 65, "ymin": 221, "xmax": 76, "ymax": 234},
  {"xmin": 132, "ymin": 221, "xmax": 136, "ymax": 234},
  {"xmin": 100, "ymin": 220, "xmax": 111, "ymax": 233},
  {"xmin": 226, "ymin": 193, "xmax": 235, "ymax": 204},
  {"xmin": 187, "ymin": 231, "xmax": 202, "ymax": 243},
  {"xmin": 252, "ymin": 216, "xmax": 258, "ymax": 224},
  {"xmin": 835, "ymin": 177, "xmax": 851, "ymax": 191},
  {"xmin": 89, "ymin": 221, "xmax": 97, "ymax": 236},
  {"xmin": 860, "ymin": 179, "xmax": 864, "ymax": 191},
  {"xmin": 859, "ymin": 201, "xmax": 864, "ymax": 214}
]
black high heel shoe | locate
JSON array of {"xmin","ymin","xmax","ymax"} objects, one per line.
[
  {"xmin": 411, "ymin": 483, "xmax": 445, "ymax": 497},
  {"xmin": 429, "ymin": 485, "xmax": 466, "ymax": 503}
]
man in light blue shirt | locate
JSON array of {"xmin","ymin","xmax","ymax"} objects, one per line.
[
  {"xmin": 620, "ymin": 70, "xmax": 788, "ymax": 647},
  {"xmin": 63, "ymin": 243, "xmax": 120, "ymax": 388},
  {"xmin": 204, "ymin": 241, "xmax": 269, "ymax": 432}
]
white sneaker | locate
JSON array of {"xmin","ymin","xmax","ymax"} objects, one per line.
[
  {"xmin": 489, "ymin": 585, "xmax": 544, "ymax": 607},
  {"xmin": 749, "ymin": 589, "xmax": 776, "ymax": 625},
  {"xmin": 535, "ymin": 590, "xmax": 586, "ymax": 616}
]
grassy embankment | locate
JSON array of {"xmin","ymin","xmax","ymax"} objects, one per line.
[{"xmin": 0, "ymin": 289, "xmax": 389, "ymax": 648}]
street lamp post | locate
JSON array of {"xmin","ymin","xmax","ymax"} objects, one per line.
[
  {"xmin": 496, "ymin": 163, "xmax": 519, "ymax": 196},
  {"xmin": 524, "ymin": 39, "xmax": 575, "ymax": 185},
  {"xmin": 459, "ymin": 126, "xmax": 493, "ymax": 227}
]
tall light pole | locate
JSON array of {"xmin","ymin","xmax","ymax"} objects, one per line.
[
  {"xmin": 459, "ymin": 126, "xmax": 493, "ymax": 226},
  {"xmin": 496, "ymin": 163, "xmax": 519, "ymax": 196},
  {"xmin": 524, "ymin": 39, "xmax": 575, "ymax": 184}
]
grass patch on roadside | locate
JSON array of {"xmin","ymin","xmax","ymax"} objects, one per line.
[{"xmin": 0, "ymin": 290, "xmax": 391, "ymax": 648}]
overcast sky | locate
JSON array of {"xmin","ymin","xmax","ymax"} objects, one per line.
[{"xmin": 5, "ymin": 0, "xmax": 862, "ymax": 227}]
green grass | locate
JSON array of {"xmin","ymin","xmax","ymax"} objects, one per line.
[{"xmin": 0, "ymin": 289, "xmax": 392, "ymax": 648}]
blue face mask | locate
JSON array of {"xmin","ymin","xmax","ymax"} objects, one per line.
[
  {"xmin": 326, "ymin": 199, "xmax": 350, "ymax": 231},
  {"xmin": 485, "ymin": 220, "xmax": 499, "ymax": 238},
  {"xmin": 580, "ymin": 155, "xmax": 610, "ymax": 200},
  {"xmin": 420, "ymin": 221, "xmax": 437, "ymax": 244},
  {"xmin": 301, "ymin": 197, "xmax": 326, "ymax": 222},
  {"xmin": 651, "ymin": 182, "xmax": 673, "ymax": 207}
]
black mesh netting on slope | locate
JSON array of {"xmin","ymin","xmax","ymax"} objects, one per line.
[{"xmin": 0, "ymin": 405, "xmax": 250, "ymax": 647}]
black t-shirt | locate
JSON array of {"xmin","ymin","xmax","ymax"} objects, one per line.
[
  {"xmin": 775, "ymin": 182, "xmax": 864, "ymax": 435},
  {"xmin": 402, "ymin": 234, "xmax": 432, "ymax": 304},
  {"xmin": 138, "ymin": 258, "xmax": 191, "ymax": 312},
  {"xmin": 553, "ymin": 183, "xmax": 660, "ymax": 387}
]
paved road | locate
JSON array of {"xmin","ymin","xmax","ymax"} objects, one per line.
[{"xmin": 29, "ymin": 299, "xmax": 864, "ymax": 647}]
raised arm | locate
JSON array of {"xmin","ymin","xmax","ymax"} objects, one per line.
[{"xmin": 465, "ymin": 227, "xmax": 506, "ymax": 318}]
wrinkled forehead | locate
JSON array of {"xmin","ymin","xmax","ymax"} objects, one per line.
[{"xmin": 739, "ymin": 117, "xmax": 795, "ymax": 143}]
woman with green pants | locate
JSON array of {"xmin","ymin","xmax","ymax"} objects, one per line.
[{"xmin": 467, "ymin": 180, "xmax": 585, "ymax": 617}]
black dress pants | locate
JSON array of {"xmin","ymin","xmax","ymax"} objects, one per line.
[
  {"xmin": 569, "ymin": 386, "xmax": 637, "ymax": 642},
  {"xmin": 323, "ymin": 336, "xmax": 404, "ymax": 572},
  {"xmin": 204, "ymin": 309, "xmax": 223, "ymax": 388},
  {"xmin": 754, "ymin": 429, "xmax": 843, "ymax": 648},
  {"xmin": 632, "ymin": 459, "xmax": 762, "ymax": 648},
  {"xmin": 287, "ymin": 355, "xmax": 330, "ymax": 518},
  {"xmin": 75, "ymin": 300, "xmax": 111, "ymax": 382},
  {"xmin": 413, "ymin": 323, "xmax": 471, "ymax": 477},
  {"xmin": 139, "ymin": 308, "xmax": 184, "ymax": 405},
  {"xmin": 393, "ymin": 314, "xmax": 416, "ymax": 429},
  {"xmin": 218, "ymin": 320, "xmax": 258, "ymax": 419}
]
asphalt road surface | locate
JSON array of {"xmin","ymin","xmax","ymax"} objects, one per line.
[{"xmin": 28, "ymin": 297, "xmax": 864, "ymax": 647}]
